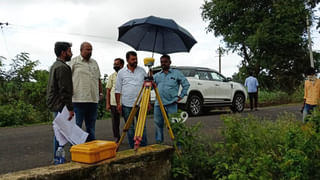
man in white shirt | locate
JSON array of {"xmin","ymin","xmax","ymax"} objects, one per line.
[
  {"xmin": 106, "ymin": 58, "xmax": 124, "ymax": 142},
  {"xmin": 115, "ymin": 51, "xmax": 148, "ymax": 149},
  {"xmin": 244, "ymin": 72, "xmax": 259, "ymax": 111},
  {"xmin": 69, "ymin": 42, "xmax": 102, "ymax": 141}
]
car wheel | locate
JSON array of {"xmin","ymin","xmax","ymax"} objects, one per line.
[
  {"xmin": 187, "ymin": 94, "xmax": 202, "ymax": 116},
  {"xmin": 231, "ymin": 93, "xmax": 245, "ymax": 113}
]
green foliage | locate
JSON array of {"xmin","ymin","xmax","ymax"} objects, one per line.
[
  {"xmin": 242, "ymin": 85, "xmax": 304, "ymax": 107},
  {"xmin": 0, "ymin": 53, "xmax": 51, "ymax": 127},
  {"xmin": 98, "ymin": 74, "xmax": 108, "ymax": 119},
  {"xmin": 0, "ymin": 100, "xmax": 42, "ymax": 126},
  {"xmin": 170, "ymin": 111, "xmax": 320, "ymax": 179},
  {"xmin": 258, "ymin": 90, "xmax": 291, "ymax": 104},
  {"xmin": 170, "ymin": 120, "xmax": 213, "ymax": 179},
  {"xmin": 0, "ymin": 52, "xmax": 111, "ymax": 126},
  {"xmin": 201, "ymin": 0, "xmax": 320, "ymax": 93},
  {"xmin": 255, "ymin": 87, "xmax": 304, "ymax": 106}
]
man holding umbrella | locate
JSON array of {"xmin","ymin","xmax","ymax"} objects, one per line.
[
  {"xmin": 116, "ymin": 16, "xmax": 196, "ymax": 149},
  {"xmin": 153, "ymin": 54, "xmax": 190, "ymax": 144},
  {"xmin": 115, "ymin": 51, "xmax": 148, "ymax": 149}
]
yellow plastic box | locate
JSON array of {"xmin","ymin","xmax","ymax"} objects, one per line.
[{"xmin": 70, "ymin": 140, "xmax": 117, "ymax": 163}]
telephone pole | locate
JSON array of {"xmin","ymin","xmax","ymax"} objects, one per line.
[
  {"xmin": 305, "ymin": 0, "xmax": 314, "ymax": 68},
  {"xmin": 306, "ymin": 13, "xmax": 314, "ymax": 68},
  {"xmin": 217, "ymin": 45, "xmax": 225, "ymax": 73},
  {"xmin": 218, "ymin": 46, "xmax": 221, "ymax": 73}
]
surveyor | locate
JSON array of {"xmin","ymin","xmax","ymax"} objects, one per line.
[
  {"xmin": 153, "ymin": 54, "xmax": 190, "ymax": 144},
  {"xmin": 115, "ymin": 51, "xmax": 149, "ymax": 148}
]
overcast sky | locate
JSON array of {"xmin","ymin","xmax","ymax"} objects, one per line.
[{"xmin": 1, "ymin": 0, "xmax": 319, "ymax": 78}]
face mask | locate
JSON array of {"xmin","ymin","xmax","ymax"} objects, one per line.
[{"xmin": 114, "ymin": 66, "xmax": 121, "ymax": 72}]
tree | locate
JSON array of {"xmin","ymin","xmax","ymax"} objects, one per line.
[
  {"xmin": 0, "ymin": 53, "xmax": 50, "ymax": 126},
  {"xmin": 7, "ymin": 52, "xmax": 39, "ymax": 82},
  {"xmin": 201, "ymin": 0, "xmax": 320, "ymax": 93}
]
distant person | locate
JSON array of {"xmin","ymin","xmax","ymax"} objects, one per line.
[
  {"xmin": 244, "ymin": 72, "xmax": 259, "ymax": 111},
  {"xmin": 153, "ymin": 54, "xmax": 190, "ymax": 144},
  {"xmin": 115, "ymin": 51, "xmax": 148, "ymax": 149},
  {"xmin": 47, "ymin": 41, "xmax": 74, "ymax": 163},
  {"xmin": 302, "ymin": 67, "xmax": 320, "ymax": 122},
  {"xmin": 69, "ymin": 42, "xmax": 102, "ymax": 142},
  {"xmin": 106, "ymin": 58, "xmax": 124, "ymax": 142}
]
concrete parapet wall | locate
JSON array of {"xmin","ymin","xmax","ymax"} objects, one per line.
[{"xmin": 0, "ymin": 145, "xmax": 174, "ymax": 180}]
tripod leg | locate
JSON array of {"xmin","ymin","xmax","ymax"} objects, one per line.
[
  {"xmin": 134, "ymin": 86, "xmax": 151, "ymax": 150},
  {"xmin": 117, "ymin": 86, "xmax": 144, "ymax": 151}
]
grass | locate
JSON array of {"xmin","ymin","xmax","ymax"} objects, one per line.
[{"xmin": 246, "ymin": 87, "xmax": 304, "ymax": 107}]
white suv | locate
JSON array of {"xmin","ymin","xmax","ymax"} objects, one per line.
[{"xmin": 152, "ymin": 66, "xmax": 248, "ymax": 116}]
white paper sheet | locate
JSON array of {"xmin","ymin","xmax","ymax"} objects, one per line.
[
  {"xmin": 53, "ymin": 124, "xmax": 68, "ymax": 146},
  {"xmin": 53, "ymin": 106, "xmax": 88, "ymax": 145}
]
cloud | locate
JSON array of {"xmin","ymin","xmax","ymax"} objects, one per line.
[{"xmin": 0, "ymin": 0, "xmax": 243, "ymax": 77}]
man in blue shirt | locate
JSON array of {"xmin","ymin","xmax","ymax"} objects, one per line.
[
  {"xmin": 244, "ymin": 72, "xmax": 259, "ymax": 111},
  {"xmin": 153, "ymin": 54, "xmax": 190, "ymax": 144}
]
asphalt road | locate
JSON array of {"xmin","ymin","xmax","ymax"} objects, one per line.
[{"xmin": 0, "ymin": 104, "xmax": 302, "ymax": 175}]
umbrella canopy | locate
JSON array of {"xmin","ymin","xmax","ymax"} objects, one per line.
[{"xmin": 118, "ymin": 16, "xmax": 197, "ymax": 55}]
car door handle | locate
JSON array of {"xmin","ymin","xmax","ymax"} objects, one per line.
[
  {"xmin": 197, "ymin": 83, "xmax": 202, "ymax": 85},
  {"xmin": 215, "ymin": 84, "xmax": 220, "ymax": 86}
]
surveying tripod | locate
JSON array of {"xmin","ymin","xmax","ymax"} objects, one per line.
[{"xmin": 116, "ymin": 66, "xmax": 178, "ymax": 151}]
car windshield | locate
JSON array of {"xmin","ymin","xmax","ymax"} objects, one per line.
[
  {"xmin": 152, "ymin": 67, "xmax": 194, "ymax": 77},
  {"xmin": 152, "ymin": 67, "xmax": 226, "ymax": 81},
  {"xmin": 178, "ymin": 69, "xmax": 194, "ymax": 77}
]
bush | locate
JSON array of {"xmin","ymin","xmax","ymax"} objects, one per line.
[
  {"xmin": 171, "ymin": 121, "xmax": 214, "ymax": 179},
  {"xmin": 171, "ymin": 111, "xmax": 320, "ymax": 179},
  {"xmin": 0, "ymin": 100, "xmax": 42, "ymax": 127},
  {"xmin": 248, "ymin": 87, "xmax": 304, "ymax": 107}
]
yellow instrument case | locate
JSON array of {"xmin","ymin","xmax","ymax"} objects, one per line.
[{"xmin": 70, "ymin": 140, "xmax": 117, "ymax": 163}]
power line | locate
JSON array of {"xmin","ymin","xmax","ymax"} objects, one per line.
[
  {"xmin": 8, "ymin": 23, "xmax": 117, "ymax": 42},
  {"xmin": 0, "ymin": 22, "xmax": 11, "ymax": 60}
]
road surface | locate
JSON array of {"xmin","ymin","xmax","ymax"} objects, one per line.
[{"xmin": 0, "ymin": 104, "xmax": 302, "ymax": 175}]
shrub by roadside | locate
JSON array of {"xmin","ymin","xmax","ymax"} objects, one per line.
[
  {"xmin": 0, "ymin": 100, "xmax": 42, "ymax": 127},
  {"xmin": 171, "ymin": 110, "xmax": 320, "ymax": 179},
  {"xmin": 247, "ymin": 86, "xmax": 304, "ymax": 107}
]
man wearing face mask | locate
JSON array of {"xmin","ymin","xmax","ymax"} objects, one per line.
[
  {"xmin": 153, "ymin": 54, "xmax": 190, "ymax": 144},
  {"xmin": 106, "ymin": 58, "xmax": 124, "ymax": 142},
  {"xmin": 69, "ymin": 42, "xmax": 102, "ymax": 142},
  {"xmin": 47, "ymin": 41, "xmax": 74, "ymax": 163}
]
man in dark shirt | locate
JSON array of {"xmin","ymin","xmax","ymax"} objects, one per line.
[{"xmin": 47, "ymin": 41, "xmax": 74, "ymax": 162}]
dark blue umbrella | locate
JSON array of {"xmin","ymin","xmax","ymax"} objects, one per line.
[{"xmin": 118, "ymin": 16, "xmax": 197, "ymax": 55}]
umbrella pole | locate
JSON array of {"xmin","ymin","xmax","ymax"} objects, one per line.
[{"xmin": 152, "ymin": 28, "xmax": 158, "ymax": 58}]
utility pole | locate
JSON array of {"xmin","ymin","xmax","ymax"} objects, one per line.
[
  {"xmin": 306, "ymin": 14, "xmax": 314, "ymax": 68},
  {"xmin": 218, "ymin": 45, "xmax": 221, "ymax": 73},
  {"xmin": 305, "ymin": 0, "xmax": 314, "ymax": 68},
  {"xmin": 216, "ymin": 45, "xmax": 225, "ymax": 73}
]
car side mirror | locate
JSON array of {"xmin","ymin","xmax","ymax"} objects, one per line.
[{"xmin": 225, "ymin": 77, "xmax": 232, "ymax": 82}]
